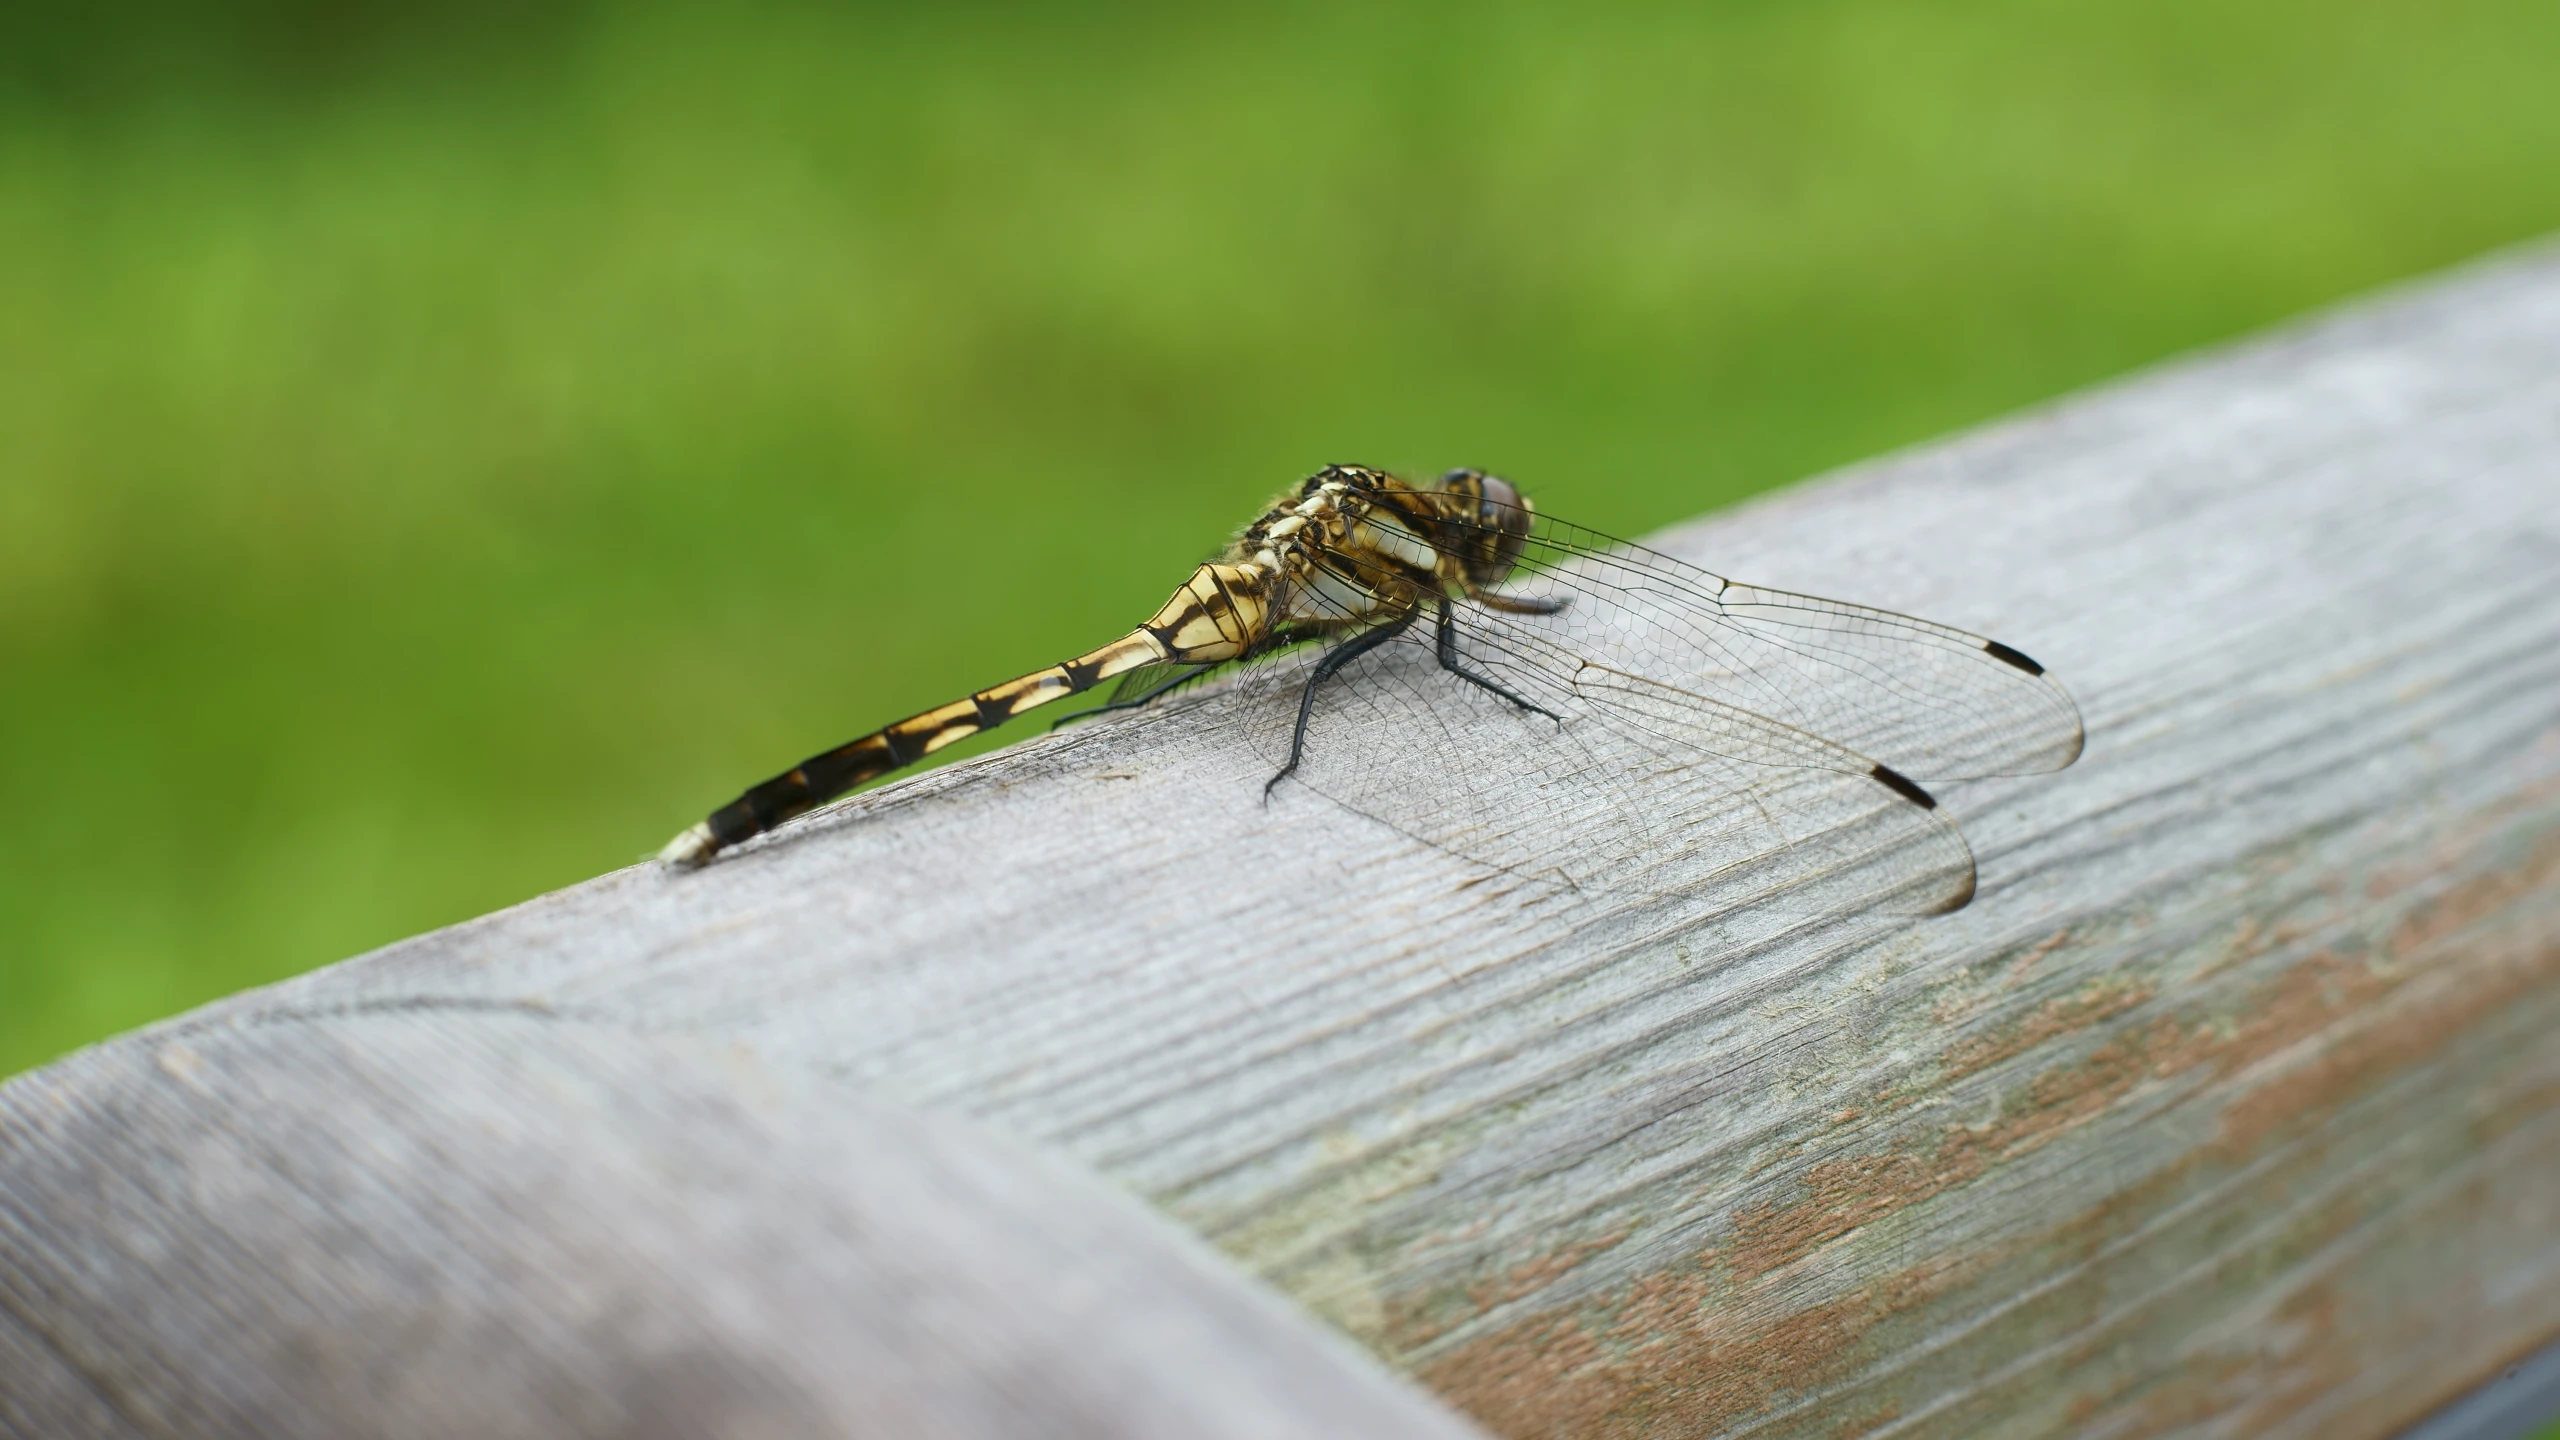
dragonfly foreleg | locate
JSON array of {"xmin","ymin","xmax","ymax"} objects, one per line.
[
  {"xmin": 1474, "ymin": 590, "xmax": 1567, "ymax": 616},
  {"xmin": 1265, "ymin": 606, "xmax": 1422, "ymax": 797},
  {"xmin": 1436, "ymin": 597, "xmax": 1562, "ymax": 722}
]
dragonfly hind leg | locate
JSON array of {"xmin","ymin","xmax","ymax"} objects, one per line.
[
  {"xmin": 1049, "ymin": 665, "xmax": 1210, "ymax": 731},
  {"xmin": 1435, "ymin": 597, "xmax": 1562, "ymax": 722},
  {"xmin": 1265, "ymin": 606, "xmax": 1421, "ymax": 797}
]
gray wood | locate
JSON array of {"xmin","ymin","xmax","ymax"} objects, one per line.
[
  {"xmin": 2397, "ymin": 1334, "xmax": 2560, "ymax": 1440},
  {"xmin": 0, "ymin": 1011, "xmax": 1493, "ymax": 1439},
  {"xmin": 8, "ymin": 242, "xmax": 2560, "ymax": 1439}
]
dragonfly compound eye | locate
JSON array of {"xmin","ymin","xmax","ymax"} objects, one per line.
[{"xmin": 1453, "ymin": 471, "xmax": 1533, "ymax": 588}]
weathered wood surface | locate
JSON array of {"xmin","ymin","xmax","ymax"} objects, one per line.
[
  {"xmin": 2401, "ymin": 1338, "xmax": 2560, "ymax": 1440},
  {"xmin": 7, "ymin": 245, "xmax": 2560, "ymax": 1439},
  {"xmin": 0, "ymin": 1013, "xmax": 1494, "ymax": 1439}
]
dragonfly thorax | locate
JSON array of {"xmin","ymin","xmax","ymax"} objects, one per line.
[{"xmin": 1232, "ymin": 468, "xmax": 1473, "ymax": 636}]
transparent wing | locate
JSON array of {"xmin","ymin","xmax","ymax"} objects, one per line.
[
  {"xmin": 1100, "ymin": 660, "xmax": 1218, "ymax": 710},
  {"xmin": 1108, "ymin": 498, "xmax": 2074, "ymax": 916},
  {"xmin": 1475, "ymin": 505, "xmax": 2086, "ymax": 783},
  {"xmin": 1213, "ymin": 551, "xmax": 1980, "ymax": 916}
]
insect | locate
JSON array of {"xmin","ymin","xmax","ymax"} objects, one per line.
[{"xmin": 659, "ymin": 465, "xmax": 2082, "ymax": 913}]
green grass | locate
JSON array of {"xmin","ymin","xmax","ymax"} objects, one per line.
[{"xmin": 6, "ymin": 0, "xmax": 2560, "ymax": 1078}]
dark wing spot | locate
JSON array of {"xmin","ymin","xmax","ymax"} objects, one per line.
[
  {"xmin": 1982, "ymin": 640, "xmax": 2046, "ymax": 676},
  {"xmin": 1869, "ymin": 763, "xmax": 1938, "ymax": 810}
]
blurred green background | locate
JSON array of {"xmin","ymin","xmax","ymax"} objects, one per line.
[{"xmin": 5, "ymin": 0, "xmax": 2560, "ymax": 1080}]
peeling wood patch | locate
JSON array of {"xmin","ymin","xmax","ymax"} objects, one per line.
[{"xmin": 1416, "ymin": 800, "xmax": 2560, "ymax": 1439}]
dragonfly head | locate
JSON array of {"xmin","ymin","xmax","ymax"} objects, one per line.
[{"xmin": 1434, "ymin": 468, "xmax": 1535, "ymax": 589}]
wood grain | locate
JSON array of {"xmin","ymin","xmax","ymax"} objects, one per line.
[
  {"xmin": 0, "ymin": 1012, "xmax": 1495, "ymax": 1439},
  {"xmin": 7, "ymin": 244, "xmax": 2560, "ymax": 1438}
]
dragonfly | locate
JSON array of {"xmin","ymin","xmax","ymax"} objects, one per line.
[{"xmin": 659, "ymin": 465, "xmax": 2082, "ymax": 914}]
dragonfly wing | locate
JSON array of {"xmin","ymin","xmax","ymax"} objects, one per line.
[
  {"xmin": 1484, "ymin": 511, "xmax": 2085, "ymax": 782},
  {"xmin": 1103, "ymin": 660, "xmax": 1221, "ymax": 709},
  {"xmin": 1562, "ymin": 659, "xmax": 1978, "ymax": 915},
  {"xmin": 1224, "ymin": 606, "xmax": 1977, "ymax": 917}
]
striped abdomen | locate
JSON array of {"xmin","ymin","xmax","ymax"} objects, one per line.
[{"xmin": 659, "ymin": 563, "xmax": 1270, "ymax": 866}]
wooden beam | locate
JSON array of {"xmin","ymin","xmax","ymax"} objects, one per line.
[
  {"xmin": 6, "ymin": 244, "xmax": 2559, "ymax": 1438},
  {"xmin": 0, "ymin": 1013, "xmax": 1494, "ymax": 1438}
]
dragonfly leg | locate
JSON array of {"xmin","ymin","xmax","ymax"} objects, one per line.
[
  {"xmin": 1050, "ymin": 665, "xmax": 1208, "ymax": 731},
  {"xmin": 1436, "ymin": 597, "xmax": 1562, "ymax": 721},
  {"xmin": 1474, "ymin": 590, "xmax": 1567, "ymax": 616},
  {"xmin": 1265, "ymin": 607, "xmax": 1421, "ymax": 797}
]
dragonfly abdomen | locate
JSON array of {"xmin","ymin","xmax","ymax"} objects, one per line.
[{"xmin": 658, "ymin": 561, "xmax": 1277, "ymax": 867}]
